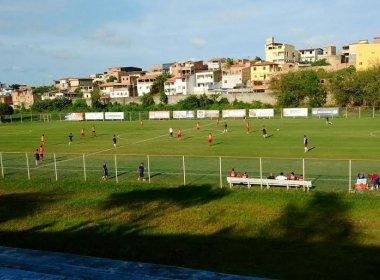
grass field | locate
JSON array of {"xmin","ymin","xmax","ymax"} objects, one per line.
[
  {"xmin": 0, "ymin": 117, "xmax": 379, "ymax": 192},
  {"xmin": 0, "ymin": 118, "xmax": 379, "ymax": 279}
]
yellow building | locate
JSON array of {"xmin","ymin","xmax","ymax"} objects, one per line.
[
  {"xmin": 250, "ymin": 61, "xmax": 281, "ymax": 92},
  {"xmin": 265, "ymin": 37, "xmax": 300, "ymax": 64},
  {"xmin": 356, "ymin": 37, "xmax": 380, "ymax": 71},
  {"xmin": 251, "ymin": 61, "xmax": 280, "ymax": 82}
]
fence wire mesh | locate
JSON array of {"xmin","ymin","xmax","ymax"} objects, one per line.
[{"xmin": 1, "ymin": 152, "xmax": 379, "ymax": 193}]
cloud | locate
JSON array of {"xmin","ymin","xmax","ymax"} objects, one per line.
[
  {"xmin": 85, "ymin": 29, "xmax": 132, "ymax": 47},
  {"xmin": 190, "ymin": 37, "xmax": 207, "ymax": 49}
]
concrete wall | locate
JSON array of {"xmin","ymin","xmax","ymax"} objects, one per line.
[
  {"xmin": 159, "ymin": 92, "xmax": 275, "ymax": 105},
  {"xmin": 107, "ymin": 92, "xmax": 276, "ymax": 106}
]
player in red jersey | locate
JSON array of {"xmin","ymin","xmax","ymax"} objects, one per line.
[
  {"xmin": 207, "ymin": 132, "xmax": 213, "ymax": 146},
  {"xmin": 80, "ymin": 128, "xmax": 85, "ymax": 138},
  {"xmin": 177, "ymin": 129, "xmax": 183, "ymax": 140}
]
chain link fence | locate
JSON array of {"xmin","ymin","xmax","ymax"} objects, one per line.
[{"xmin": 1, "ymin": 152, "xmax": 379, "ymax": 193}]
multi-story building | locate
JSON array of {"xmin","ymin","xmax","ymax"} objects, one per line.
[
  {"xmin": 137, "ymin": 72, "xmax": 162, "ymax": 96},
  {"xmin": 99, "ymin": 83, "xmax": 134, "ymax": 99},
  {"xmin": 107, "ymin": 66, "xmax": 143, "ymax": 82},
  {"xmin": 11, "ymin": 87, "xmax": 38, "ymax": 109},
  {"xmin": 355, "ymin": 37, "xmax": 380, "ymax": 71},
  {"xmin": 164, "ymin": 75, "xmax": 195, "ymax": 95},
  {"xmin": 298, "ymin": 48, "xmax": 323, "ymax": 63},
  {"xmin": 341, "ymin": 42, "xmax": 361, "ymax": 64},
  {"xmin": 193, "ymin": 70, "xmax": 222, "ymax": 94},
  {"xmin": 250, "ymin": 61, "xmax": 281, "ymax": 92},
  {"xmin": 57, "ymin": 77, "xmax": 94, "ymax": 92},
  {"xmin": 222, "ymin": 65, "xmax": 251, "ymax": 89},
  {"xmin": 207, "ymin": 58, "xmax": 225, "ymax": 71},
  {"xmin": 265, "ymin": 37, "xmax": 300, "ymax": 64},
  {"xmin": 170, "ymin": 61, "xmax": 206, "ymax": 77},
  {"xmin": 0, "ymin": 94, "xmax": 12, "ymax": 106}
]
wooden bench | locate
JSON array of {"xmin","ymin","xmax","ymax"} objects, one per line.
[{"xmin": 226, "ymin": 177, "xmax": 312, "ymax": 191}]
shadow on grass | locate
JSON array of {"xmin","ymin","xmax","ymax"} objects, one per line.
[
  {"xmin": 0, "ymin": 192, "xmax": 64, "ymax": 224},
  {"xmin": 0, "ymin": 189, "xmax": 379, "ymax": 279}
]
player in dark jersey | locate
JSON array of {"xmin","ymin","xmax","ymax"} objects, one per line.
[
  {"xmin": 262, "ymin": 126, "xmax": 268, "ymax": 138},
  {"xmin": 113, "ymin": 135, "xmax": 117, "ymax": 148},
  {"xmin": 304, "ymin": 135, "xmax": 308, "ymax": 152},
  {"xmin": 68, "ymin": 132, "xmax": 73, "ymax": 145}
]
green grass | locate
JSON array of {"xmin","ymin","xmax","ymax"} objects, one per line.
[
  {"xmin": 0, "ymin": 118, "xmax": 379, "ymax": 192},
  {"xmin": 0, "ymin": 180, "xmax": 379, "ymax": 279},
  {"xmin": 0, "ymin": 118, "xmax": 379, "ymax": 278}
]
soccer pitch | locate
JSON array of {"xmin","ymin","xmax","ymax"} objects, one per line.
[{"xmin": 0, "ymin": 117, "xmax": 379, "ymax": 192}]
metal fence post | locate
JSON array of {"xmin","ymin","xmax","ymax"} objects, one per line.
[
  {"xmin": 182, "ymin": 155, "xmax": 186, "ymax": 186},
  {"xmin": 219, "ymin": 156, "xmax": 222, "ymax": 188},
  {"xmin": 30, "ymin": 114, "xmax": 32, "ymax": 122},
  {"xmin": 345, "ymin": 107, "xmax": 348, "ymax": 118},
  {"xmin": 21, "ymin": 114, "xmax": 23, "ymax": 123},
  {"xmin": 59, "ymin": 113, "xmax": 62, "ymax": 122},
  {"xmin": 129, "ymin": 112, "xmax": 132, "ymax": 122},
  {"xmin": 302, "ymin": 158, "xmax": 305, "ymax": 180},
  {"xmin": 373, "ymin": 106, "xmax": 375, "ymax": 118},
  {"xmin": 25, "ymin": 152, "xmax": 30, "ymax": 180},
  {"xmin": 10, "ymin": 115, "xmax": 12, "ymax": 123},
  {"xmin": 0, "ymin": 152, "xmax": 4, "ymax": 178},
  {"xmin": 259, "ymin": 157, "xmax": 263, "ymax": 190},
  {"xmin": 114, "ymin": 154, "xmax": 118, "ymax": 183},
  {"xmin": 349, "ymin": 159, "xmax": 352, "ymax": 192},
  {"xmin": 147, "ymin": 155, "xmax": 151, "ymax": 183},
  {"xmin": 359, "ymin": 107, "xmax": 361, "ymax": 118},
  {"xmin": 280, "ymin": 108, "xmax": 283, "ymax": 119},
  {"xmin": 54, "ymin": 153, "xmax": 58, "ymax": 181},
  {"xmin": 83, "ymin": 154, "xmax": 87, "ymax": 182}
]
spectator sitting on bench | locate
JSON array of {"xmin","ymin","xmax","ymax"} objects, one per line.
[
  {"xmin": 288, "ymin": 172, "xmax": 297, "ymax": 180},
  {"xmin": 298, "ymin": 175, "xmax": 304, "ymax": 180},
  {"xmin": 368, "ymin": 172, "xmax": 379, "ymax": 189},
  {"xmin": 275, "ymin": 172, "xmax": 287, "ymax": 180},
  {"xmin": 241, "ymin": 172, "xmax": 249, "ymax": 178},
  {"xmin": 229, "ymin": 168, "xmax": 237, "ymax": 177},
  {"xmin": 267, "ymin": 173, "xmax": 275, "ymax": 179},
  {"xmin": 357, "ymin": 172, "xmax": 365, "ymax": 179}
]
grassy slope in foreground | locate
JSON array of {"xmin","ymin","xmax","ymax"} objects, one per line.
[{"xmin": 0, "ymin": 180, "xmax": 379, "ymax": 279}]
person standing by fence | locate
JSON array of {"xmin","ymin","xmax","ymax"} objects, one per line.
[
  {"xmin": 34, "ymin": 149, "xmax": 40, "ymax": 166},
  {"xmin": 138, "ymin": 162, "xmax": 145, "ymax": 181},
  {"xmin": 92, "ymin": 126, "xmax": 96, "ymax": 137},
  {"xmin": 102, "ymin": 162, "xmax": 108, "ymax": 180},
  {"xmin": 38, "ymin": 145, "xmax": 45, "ymax": 161}
]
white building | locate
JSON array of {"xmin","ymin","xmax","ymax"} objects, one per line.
[
  {"xmin": 164, "ymin": 75, "xmax": 195, "ymax": 95},
  {"xmin": 100, "ymin": 83, "xmax": 131, "ymax": 98},
  {"xmin": 222, "ymin": 66, "xmax": 251, "ymax": 89},
  {"xmin": 137, "ymin": 73, "xmax": 161, "ymax": 96},
  {"xmin": 206, "ymin": 58, "xmax": 224, "ymax": 71},
  {"xmin": 193, "ymin": 70, "xmax": 222, "ymax": 94},
  {"xmin": 298, "ymin": 48, "xmax": 323, "ymax": 63}
]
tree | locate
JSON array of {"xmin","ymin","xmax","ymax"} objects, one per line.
[
  {"xmin": 159, "ymin": 90, "xmax": 168, "ymax": 104},
  {"xmin": 253, "ymin": 56, "xmax": 262, "ymax": 61},
  {"xmin": 149, "ymin": 73, "xmax": 171, "ymax": 96},
  {"xmin": 10, "ymin": 84, "xmax": 21, "ymax": 90},
  {"xmin": 361, "ymin": 66, "xmax": 380, "ymax": 106},
  {"xmin": 0, "ymin": 103, "xmax": 13, "ymax": 121},
  {"xmin": 329, "ymin": 67, "xmax": 363, "ymax": 106},
  {"xmin": 106, "ymin": 76, "xmax": 117, "ymax": 83},
  {"xmin": 32, "ymin": 85, "xmax": 55, "ymax": 96},
  {"xmin": 223, "ymin": 58, "xmax": 234, "ymax": 69},
  {"xmin": 74, "ymin": 87, "xmax": 83, "ymax": 98},
  {"xmin": 90, "ymin": 88, "xmax": 104, "ymax": 109},
  {"xmin": 270, "ymin": 70, "xmax": 327, "ymax": 107},
  {"xmin": 311, "ymin": 59, "xmax": 330, "ymax": 66},
  {"xmin": 140, "ymin": 93, "xmax": 155, "ymax": 107}
]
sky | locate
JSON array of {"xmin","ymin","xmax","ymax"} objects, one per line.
[{"xmin": 0, "ymin": 0, "xmax": 379, "ymax": 85}]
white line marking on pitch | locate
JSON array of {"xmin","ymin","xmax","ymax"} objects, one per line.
[{"xmin": 33, "ymin": 121, "xmax": 215, "ymax": 169}]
